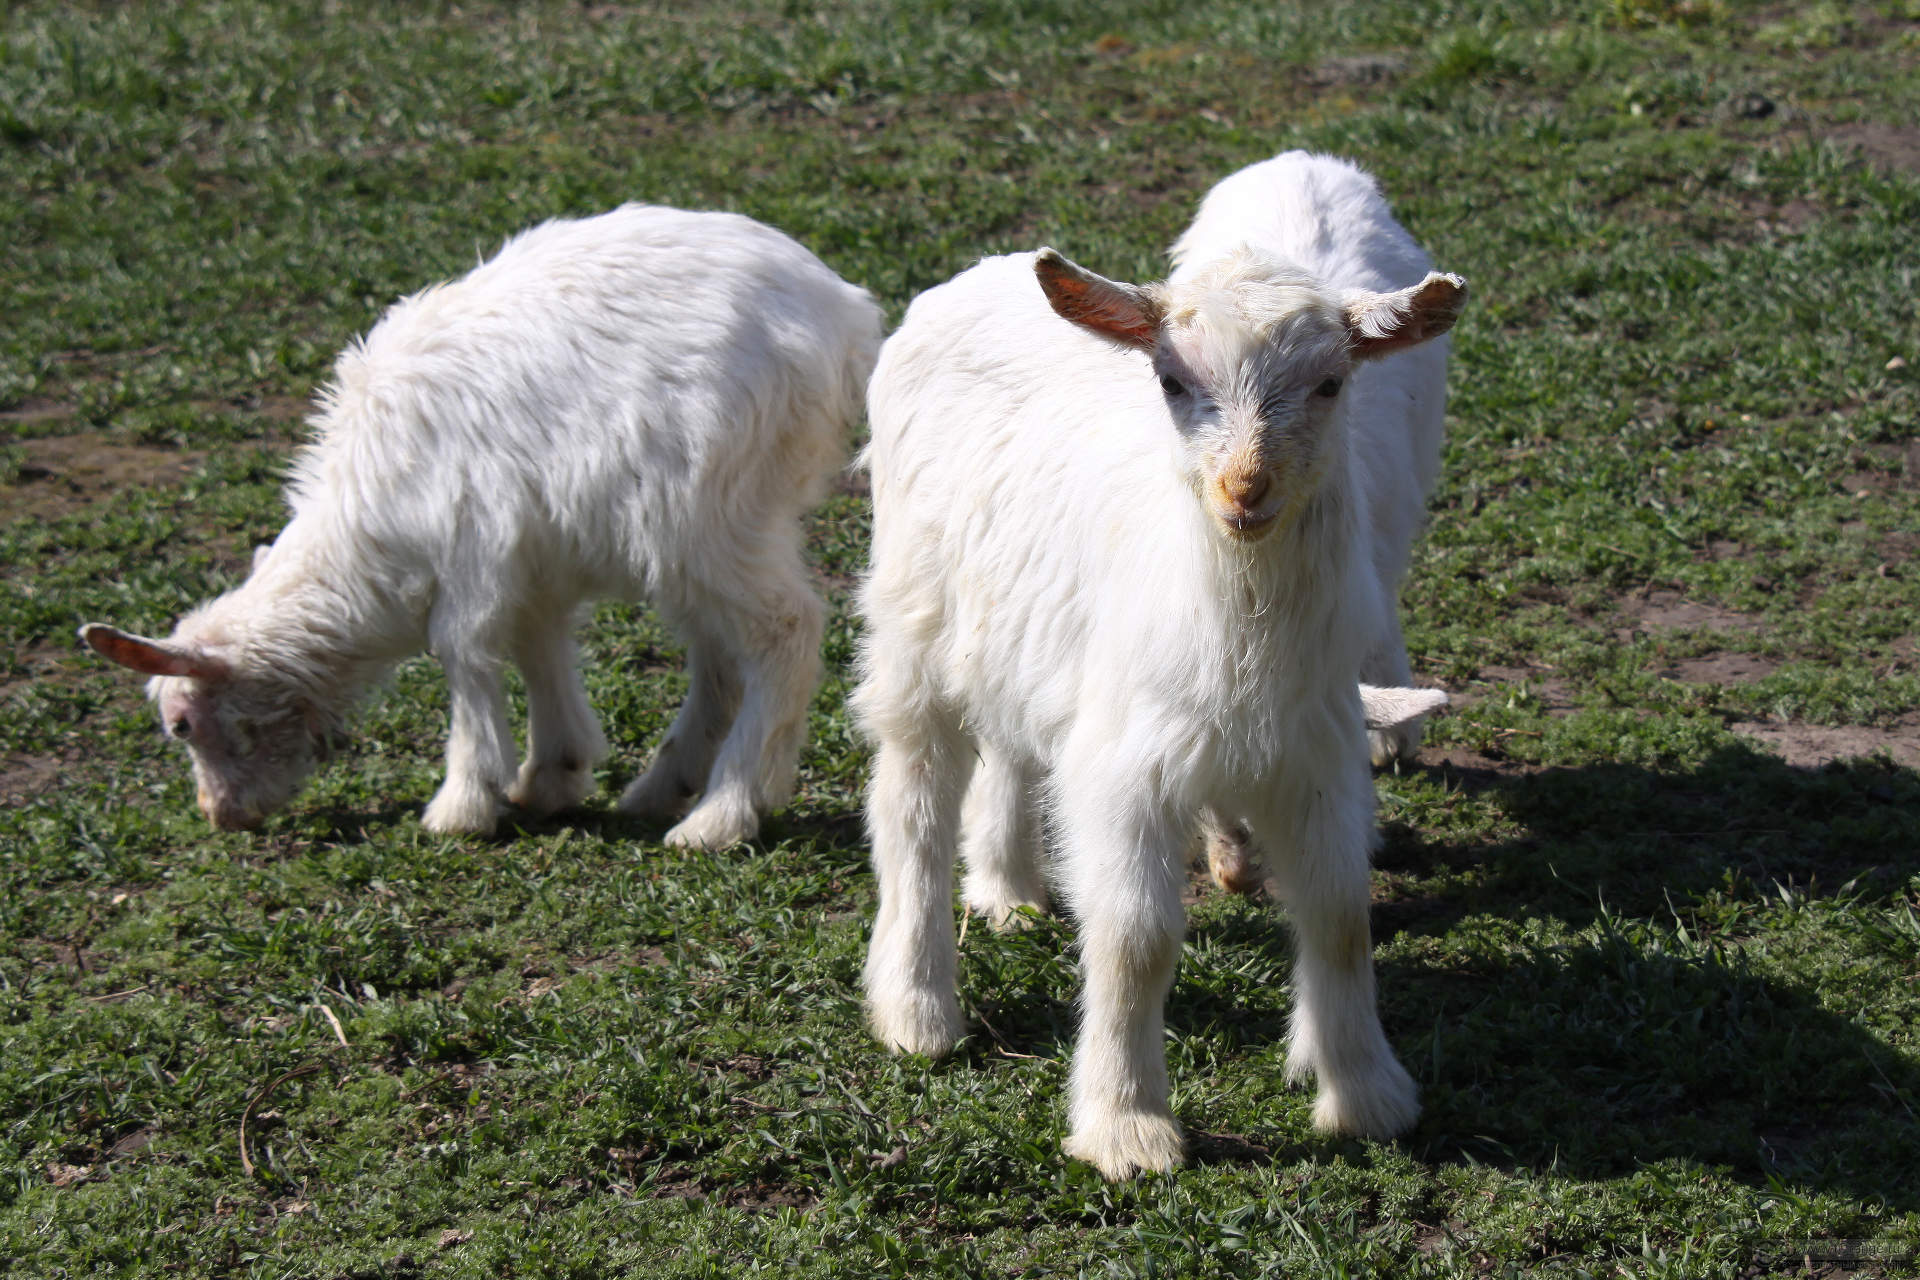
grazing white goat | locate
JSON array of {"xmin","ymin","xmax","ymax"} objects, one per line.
[
  {"xmin": 1171, "ymin": 151, "xmax": 1459, "ymax": 895},
  {"xmin": 854, "ymin": 234, "xmax": 1466, "ymax": 1177},
  {"xmin": 82, "ymin": 204, "xmax": 882, "ymax": 847}
]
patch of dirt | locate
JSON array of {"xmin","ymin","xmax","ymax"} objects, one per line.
[
  {"xmin": 1696, "ymin": 538, "xmax": 1751, "ymax": 563},
  {"xmin": 646, "ymin": 1165, "xmax": 817, "ymax": 1213},
  {"xmin": 720, "ymin": 1053, "xmax": 773, "ymax": 1082},
  {"xmin": 217, "ymin": 394, "xmax": 310, "ymax": 423},
  {"xmin": 1305, "ymin": 54, "xmax": 1407, "ymax": 87},
  {"xmin": 1753, "ymin": 196, "xmax": 1820, "ymax": 236},
  {"xmin": 1826, "ymin": 121, "xmax": 1920, "ymax": 175},
  {"xmin": 1843, "ymin": 440, "xmax": 1920, "ymax": 494},
  {"xmin": 20, "ymin": 937, "xmax": 110, "ymax": 974},
  {"xmin": 107, "ymin": 1126, "xmax": 159, "ymax": 1158},
  {"xmin": 1663, "ymin": 652, "xmax": 1779, "ymax": 683},
  {"xmin": 0, "ymin": 397, "xmax": 77, "ymax": 426},
  {"xmin": 1419, "ymin": 746, "xmax": 1540, "ymax": 787},
  {"xmin": 0, "ymin": 753, "xmax": 63, "ymax": 806},
  {"xmin": 1877, "ymin": 531, "xmax": 1918, "ymax": 570},
  {"xmin": 0, "ymin": 641, "xmax": 87, "ymax": 699},
  {"xmin": 5, "ymin": 433, "xmax": 207, "ymax": 523},
  {"xmin": 1187, "ymin": 1128, "xmax": 1277, "ymax": 1165},
  {"xmin": 1467, "ymin": 663, "xmax": 1578, "ymax": 715},
  {"xmin": 1617, "ymin": 589, "xmax": 1764, "ymax": 636},
  {"xmin": 721, "ymin": 1182, "xmax": 817, "ymax": 1212},
  {"xmin": 1731, "ymin": 714, "xmax": 1920, "ymax": 769}
]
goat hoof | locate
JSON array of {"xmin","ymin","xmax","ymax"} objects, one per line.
[
  {"xmin": 616, "ymin": 767, "xmax": 698, "ymax": 820},
  {"xmin": 1063, "ymin": 1110, "xmax": 1186, "ymax": 1180},
  {"xmin": 1310, "ymin": 1055, "xmax": 1420, "ymax": 1140},
  {"xmin": 421, "ymin": 784, "xmax": 502, "ymax": 836},
  {"xmin": 866, "ymin": 993, "xmax": 966, "ymax": 1058},
  {"xmin": 663, "ymin": 801, "xmax": 757, "ymax": 850},
  {"xmin": 509, "ymin": 760, "xmax": 594, "ymax": 815}
]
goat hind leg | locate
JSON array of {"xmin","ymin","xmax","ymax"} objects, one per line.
[
  {"xmin": 663, "ymin": 570, "xmax": 823, "ymax": 849},
  {"xmin": 618, "ymin": 623, "xmax": 741, "ymax": 822},
  {"xmin": 960, "ymin": 746, "xmax": 1048, "ymax": 928}
]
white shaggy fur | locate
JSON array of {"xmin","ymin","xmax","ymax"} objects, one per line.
[
  {"xmin": 82, "ymin": 204, "xmax": 882, "ymax": 846},
  {"xmin": 854, "ymin": 224, "xmax": 1465, "ymax": 1176},
  {"xmin": 1172, "ymin": 150, "xmax": 1453, "ymax": 767}
]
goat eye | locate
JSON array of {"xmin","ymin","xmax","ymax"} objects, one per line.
[
  {"xmin": 1159, "ymin": 374, "xmax": 1186, "ymax": 398},
  {"xmin": 170, "ymin": 717, "xmax": 192, "ymax": 740},
  {"xmin": 1315, "ymin": 377, "xmax": 1343, "ymax": 398}
]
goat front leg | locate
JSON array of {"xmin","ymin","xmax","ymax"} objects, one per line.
[
  {"xmin": 1247, "ymin": 756, "xmax": 1418, "ymax": 1139},
  {"xmin": 1055, "ymin": 761, "xmax": 1188, "ymax": 1179},
  {"xmin": 423, "ymin": 641, "xmax": 516, "ymax": 836},
  {"xmin": 509, "ymin": 607, "xmax": 607, "ymax": 816},
  {"xmin": 861, "ymin": 700, "xmax": 974, "ymax": 1056}
]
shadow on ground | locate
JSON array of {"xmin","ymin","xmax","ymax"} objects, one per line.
[{"xmin": 1189, "ymin": 742, "xmax": 1920, "ymax": 1209}]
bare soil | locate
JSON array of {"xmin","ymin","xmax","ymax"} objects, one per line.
[
  {"xmin": 1470, "ymin": 663, "xmax": 1578, "ymax": 714},
  {"xmin": 1663, "ymin": 652, "xmax": 1779, "ymax": 682},
  {"xmin": 1826, "ymin": 120, "xmax": 1920, "ymax": 175},
  {"xmin": 1731, "ymin": 714, "xmax": 1920, "ymax": 769},
  {"xmin": 1617, "ymin": 589, "xmax": 1765, "ymax": 635},
  {"xmin": 5, "ymin": 433, "xmax": 208, "ymax": 523},
  {"xmin": 0, "ymin": 752, "xmax": 63, "ymax": 806}
]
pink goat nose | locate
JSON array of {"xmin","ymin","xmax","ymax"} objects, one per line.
[{"xmin": 1221, "ymin": 470, "xmax": 1271, "ymax": 511}]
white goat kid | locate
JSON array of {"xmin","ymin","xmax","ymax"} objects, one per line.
[
  {"xmin": 83, "ymin": 204, "xmax": 881, "ymax": 847},
  {"xmin": 855, "ymin": 244, "xmax": 1465, "ymax": 1180},
  {"xmin": 1172, "ymin": 150, "xmax": 1454, "ymax": 769}
]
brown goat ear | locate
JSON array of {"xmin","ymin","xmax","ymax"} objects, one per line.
[
  {"xmin": 1034, "ymin": 248, "xmax": 1164, "ymax": 350},
  {"xmin": 79, "ymin": 623, "xmax": 226, "ymax": 682},
  {"xmin": 1345, "ymin": 272, "xmax": 1469, "ymax": 361}
]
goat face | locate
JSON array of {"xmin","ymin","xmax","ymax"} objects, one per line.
[
  {"xmin": 82, "ymin": 623, "xmax": 332, "ymax": 830},
  {"xmin": 1033, "ymin": 247, "xmax": 1468, "ymax": 544}
]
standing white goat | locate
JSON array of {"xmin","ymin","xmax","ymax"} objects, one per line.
[
  {"xmin": 1170, "ymin": 151, "xmax": 1459, "ymax": 894},
  {"xmin": 82, "ymin": 204, "xmax": 882, "ymax": 847},
  {"xmin": 854, "ymin": 234, "xmax": 1466, "ymax": 1177}
]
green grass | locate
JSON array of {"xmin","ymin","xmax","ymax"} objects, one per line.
[{"xmin": 5, "ymin": 1, "xmax": 1920, "ymax": 1275}]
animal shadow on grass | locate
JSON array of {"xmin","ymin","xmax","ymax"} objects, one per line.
[
  {"xmin": 297, "ymin": 799, "xmax": 440, "ymax": 843},
  {"xmin": 545, "ymin": 798, "xmax": 866, "ymax": 853},
  {"xmin": 1192, "ymin": 742, "xmax": 1920, "ymax": 1207}
]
